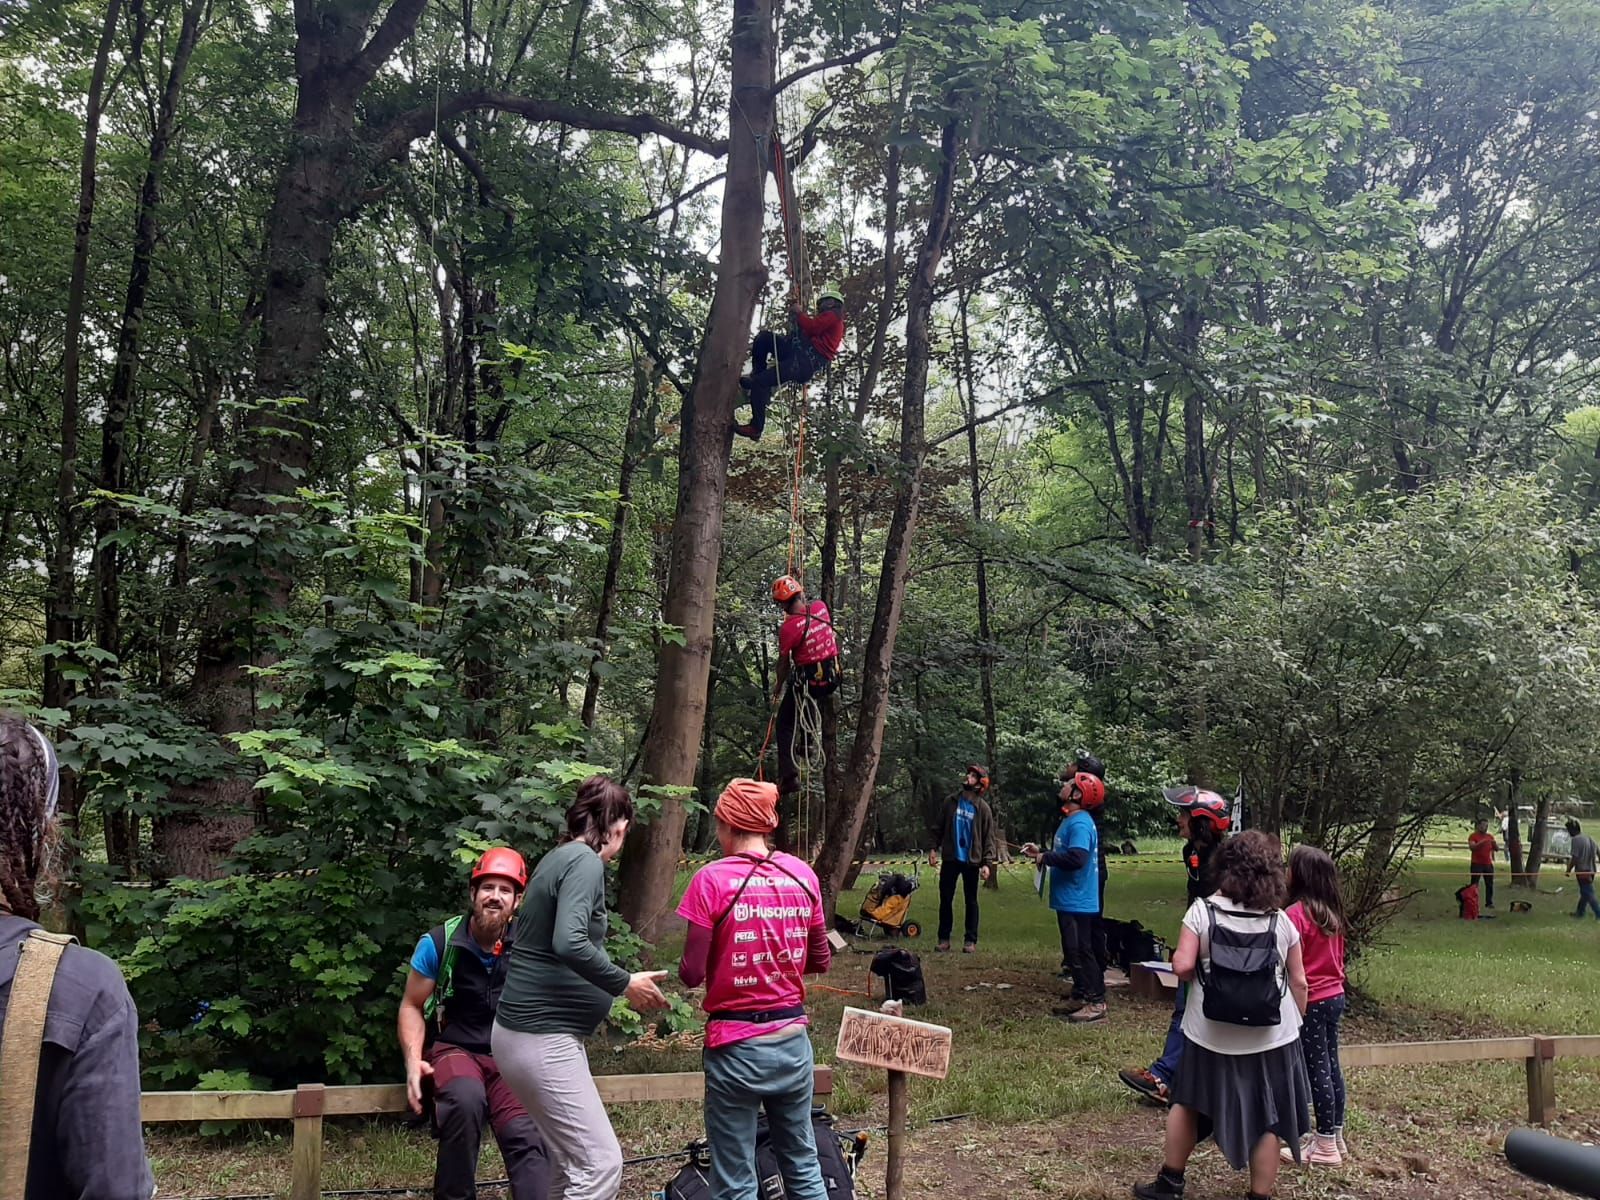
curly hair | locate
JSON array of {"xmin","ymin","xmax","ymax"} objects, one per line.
[
  {"xmin": 0, "ymin": 715, "xmax": 51, "ymax": 920},
  {"xmin": 561, "ymin": 775, "xmax": 635, "ymax": 852},
  {"xmin": 1209, "ymin": 829, "xmax": 1287, "ymax": 912}
]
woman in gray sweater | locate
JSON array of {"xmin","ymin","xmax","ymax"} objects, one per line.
[{"xmin": 493, "ymin": 776, "xmax": 668, "ymax": 1200}]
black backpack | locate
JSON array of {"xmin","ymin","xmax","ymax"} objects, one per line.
[
  {"xmin": 1101, "ymin": 917, "xmax": 1166, "ymax": 972},
  {"xmin": 1196, "ymin": 903, "xmax": 1285, "ymax": 1027},
  {"xmin": 665, "ymin": 1107, "xmax": 857, "ymax": 1200},
  {"xmin": 869, "ymin": 947, "xmax": 927, "ymax": 1006}
]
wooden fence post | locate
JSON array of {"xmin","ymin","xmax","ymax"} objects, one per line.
[
  {"xmin": 885, "ymin": 1069, "xmax": 908, "ymax": 1200},
  {"xmin": 290, "ymin": 1083, "xmax": 326, "ymax": 1200},
  {"xmin": 1526, "ymin": 1037, "xmax": 1556, "ymax": 1126}
]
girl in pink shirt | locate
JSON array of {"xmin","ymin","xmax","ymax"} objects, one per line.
[{"xmin": 1284, "ymin": 845, "xmax": 1348, "ymax": 1166}]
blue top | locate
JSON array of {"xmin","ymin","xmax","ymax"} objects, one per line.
[
  {"xmin": 1048, "ymin": 811, "xmax": 1099, "ymax": 913},
  {"xmin": 411, "ymin": 930, "xmax": 500, "ymax": 978},
  {"xmin": 953, "ymin": 798, "xmax": 976, "ymax": 864}
]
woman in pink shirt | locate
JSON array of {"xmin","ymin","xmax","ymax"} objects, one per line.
[
  {"xmin": 1283, "ymin": 845, "xmax": 1349, "ymax": 1166},
  {"xmin": 678, "ymin": 779, "xmax": 833, "ymax": 1200}
]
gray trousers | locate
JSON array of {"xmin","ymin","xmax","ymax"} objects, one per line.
[{"xmin": 492, "ymin": 1024, "xmax": 623, "ymax": 1200}]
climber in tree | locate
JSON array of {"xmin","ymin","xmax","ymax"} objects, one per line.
[
  {"xmin": 735, "ymin": 285, "xmax": 846, "ymax": 441},
  {"xmin": 771, "ymin": 575, "xmax": 840, "ymax": 803}
]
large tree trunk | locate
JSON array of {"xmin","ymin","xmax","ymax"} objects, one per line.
[
  {"xmin": 1506, "ymin": 767, "xmax": 1525, "ymax": 884},
  {"xmin": 616, "ymin": 0, "xmax": 775, "ymax": 941},
  {"xmin": 814, "ymin": 119, "xmax": 961, "ymax": 910},
  {"xmin": 1523, "ymin": 789, "xmax": 1551, "ymax": 886}
]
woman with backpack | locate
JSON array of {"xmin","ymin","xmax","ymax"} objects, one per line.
[
  {"xmin": 1133, "ymin": 830, "xmax": 1311, "ymax": 1200},
  {"xmin": 677, "ymin": 778, "xmax": 833, "ymax": 1200},
  {"xmin": 1281, "ymin": 844, "xmax": 1349, "ymax": 1166}
]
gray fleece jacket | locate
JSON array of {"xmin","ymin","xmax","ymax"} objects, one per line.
[{"xmin": 0, "ymin": 915, "xmax": 154, "ymax": 1199}]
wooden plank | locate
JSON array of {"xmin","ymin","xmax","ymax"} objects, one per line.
[
  {"xmin": 836, "ymin": 1007, "xmax": 953, "ymax": 1080},
  {"xmin": 289, "ymin": 1084, "xmax": 325, "ymax": 1200},
  {"xmin": 1341, "ymin": 1038, "xmax": 1536, "ymax": 1069},
  {"xmin": 140, "ymin": 1090, "xmax": 296, "ymax": 1122},
  {"xmin": 1548, "ymin": 1035, "xmax": 1600, "ymax": 1060},
  {"xmin": 1526, "ymin": 1038, "xmax": 1557, "ymax": 1127},
  {"xmin": 321, "ymin": 1084, "xmax": 408, "ymax": 1117}
]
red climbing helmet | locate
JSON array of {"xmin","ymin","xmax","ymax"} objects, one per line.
[
  {"xmin": 1163, "ymin": 786, "xmax": 1231, "ymax": 833},
  {"xmin": 965, "ymin": 763, "xmax": 991, "ymax": 792},
  {"xmin": 771, "ymin": 575, "xmax": 804, "ymax": 605},
  {"xmin": 1062, "ymin": 771, "xmax": 1106, "ymax": 811},
  {"xmin": 472, "ymin": 847, "xmax": 528, "ymax": 892}
]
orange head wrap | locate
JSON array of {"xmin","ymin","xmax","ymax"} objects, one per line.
[{"xmin": 715, "ymin": 778, "xmax": 780, "ymax": 834}]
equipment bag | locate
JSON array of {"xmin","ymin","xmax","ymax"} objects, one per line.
[
  {"xmin": 1196, "ymin": 904, "xmax": 1284, "ymax": 1027},
  {"xmin": 869, "ymin": 947, "xmax": 927, "ymax": 1007},
  {"xmin": 664, "ymin": 1107, "xmax": 857, "ymax": 1200},
  {"xmin": 1101, "ymin": 917, "xmax": 1166, "ymax": 972},
  {"xmin": 800, "ymin": 654, "xmax": 840, "ymax": 698}
]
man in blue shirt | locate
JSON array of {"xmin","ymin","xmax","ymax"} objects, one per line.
[
  {"xmin": 929, "ymin": 764, "xmax": 998, "ymax": 952},
  {"xmin": 1024, "ymin": 770, "xmax": 1108, "ymax": 1023}
]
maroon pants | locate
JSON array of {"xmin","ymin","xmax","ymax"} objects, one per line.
[{"xmin": 429, "ymin": 1044, "xmax": 550, "ymax": 1200}]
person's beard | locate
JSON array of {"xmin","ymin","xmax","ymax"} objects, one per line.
[{"xmin": 470, "ymin": 896, "xmax": 513, "ymax": 942}]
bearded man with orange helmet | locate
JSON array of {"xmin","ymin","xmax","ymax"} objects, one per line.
[
  {"xmin": 398, "ymin": 848, "xmax": 550, "ymax": 1200},
  {"xmin": 929, "ymin": 764, "xmax": 999, "ymax": 953},
  {"xmin": 770, "ymin": 575, "xmax": 840, "ymax": 806},
  {"xmin": 1024, "ymin": 771, "xmax": 1109, "ymax": 1023}
]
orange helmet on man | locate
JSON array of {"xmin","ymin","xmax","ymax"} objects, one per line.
[
  {"xmin": 771, "ymin": 575, "xmax": 804, "ymax": 605},
  {"xmin": 1061, "ymin": 770, "xmax": 1106, "ymax": 812}
]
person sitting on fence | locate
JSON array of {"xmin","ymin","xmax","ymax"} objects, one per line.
[
  {"xmin": 398, "ymin": 847, "xmax": 549, "ymax": 1200},
  {"xmin": 734, "ymin": 286, "xmax": 846, "ymax": 441},
  {"xmin": 0, "ymin": 714, "xmax": 154, "ymax": 1199},
  {"xmin": 677, "ymin": 778, "xmax": 833, "ymax": 1200},
  {"xmin": 1567, "ymin": 819, "xmax": 1599, "ymax": 921}
]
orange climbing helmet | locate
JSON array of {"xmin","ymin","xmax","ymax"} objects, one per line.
[
  {"xmin": 771, "ymin": 575, "xmax": 804, "ymax": 605},
  {"xmin": 472, "ymin": 847, "xmax": 528, "ymax": 892},
  {"xmin": 1062, "ymin": 771, "xmax": 1106, "ymax": 812},
  {"xmin": 1164, "ymin": 786, "xmax": 1232, "ymax": 833},
  {"xmin": 965, "ymin": 763, "xmax": 991, "ymax": 792}
]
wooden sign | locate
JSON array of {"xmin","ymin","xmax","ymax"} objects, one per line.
[{"xmin": 835, "ymin": 1007, "xmax": 953, "ymax": 1080}]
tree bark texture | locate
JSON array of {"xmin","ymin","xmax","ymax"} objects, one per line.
[
  {"xmin": 616, "ymin": 0, "xmax": 776, "ymax": 941},
  {"xmin": 814, "ymin": 119, "xmax": 962, "ymax": 911}
]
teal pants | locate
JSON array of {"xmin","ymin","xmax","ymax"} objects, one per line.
[{"xmin": 703, "ymin": 1029, "xmax": 828, "ymax": 1200}]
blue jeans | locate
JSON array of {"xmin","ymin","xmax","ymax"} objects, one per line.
[
  {"xmin": 704, "ymin": 1030, "xmax": 827, "ymax": 1200},
  {"xmin": 1576, "ymin": 875, "xmax": 1600, "ymax": 919},
  {"xmin": 1150, "ymin": 982, "xmax": 1187, "ymax": 1086}
]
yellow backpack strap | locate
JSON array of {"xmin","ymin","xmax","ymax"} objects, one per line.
[{"xmin": 0, "ymin": 929, "xmax": 76, "ymax": 1200}]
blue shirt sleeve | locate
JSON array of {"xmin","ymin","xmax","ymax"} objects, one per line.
[
  {"xmin": 1066, "ymin": 814, "xmax": 1093, "ymax": 854},
  {"xmin": 410, "ymin": 933, "xmax": 440, "ymax": 979}
]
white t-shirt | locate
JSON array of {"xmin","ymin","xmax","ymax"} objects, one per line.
[{"xmin": 1181, "ymin": 892, "xmax": 1302, "ymax": 1055}]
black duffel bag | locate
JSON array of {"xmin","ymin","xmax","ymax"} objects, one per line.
[{"xmin": 664, "ymin": 1107, "xmax": 858, "ymax": 1200}]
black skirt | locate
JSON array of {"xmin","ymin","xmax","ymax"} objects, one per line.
[{"xmin": 1170, "ymin": 1036, "xmax": 1313, "ymax": 1169}]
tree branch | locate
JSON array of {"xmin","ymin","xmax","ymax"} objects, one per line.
[
  {"xmin": 773, "ymin": 39, "xmax": 896, "ymax": 94},
  {"xmin": 353, "ymin": 0, "xmax": 430, "ymax": 85},
  {"xmin": 369, "ymin": 89, "xmax": 726, "ymax": 167},
  {"xmin": 638, "ymin": 169, "xmax": 725, "ymax": 222}
]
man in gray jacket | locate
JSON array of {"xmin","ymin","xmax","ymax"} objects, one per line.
[
  {"xmin": 928, "ymin": 764, "xmax": 999, "ymax": 952},
  {"xmin": 0, "ymin": 714, "xmax": 153, "ymax": 1199}
]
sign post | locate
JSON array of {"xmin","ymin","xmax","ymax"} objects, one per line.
[{"xmin": 835, "ymin": 1006, "xmax": 953, "ymax": 1200}]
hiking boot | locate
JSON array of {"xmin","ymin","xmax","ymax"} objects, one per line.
[
  {"xmin": 936, "ymin": 941, "xmax": 951, "ymax": 952},
  {"xmin": 962, "ymin": 941, "xmax": 977, "ymax": 953},
  {"xmin": 1118, "ymin": 1067, "xmax": 1171, "ymax": 1106},
  {"xmin": 1306, "ymin": 1132, "xmax": 1342, "ymax": 1165},
  {"xmin": 1132, "ymin": 1169, "xmax": 1185, "ymax": 1199},
  {"xmin": 1068, "ymin": 1001, "xmax": 1108, "ymax": 1023},
  {"xmin": 733, "ymin": 424, "xmax": 760, "ymax": 440}
]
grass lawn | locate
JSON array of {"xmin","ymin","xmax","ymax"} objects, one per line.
[{"xmin": 148, "ymin": 854, "xmax": 1600, "ymax": 1198}]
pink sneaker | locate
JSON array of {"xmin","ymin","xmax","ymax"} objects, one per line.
[{"xmin": 1306, "ymin": 1132, "xmax": 1343, "ymax": 1165}]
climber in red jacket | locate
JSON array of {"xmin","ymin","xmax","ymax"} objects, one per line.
[{"xmin": 735, "ymin": 285, "xmax": 845, "ymax": 441}]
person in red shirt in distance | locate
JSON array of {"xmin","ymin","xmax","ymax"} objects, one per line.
[
  {"xmin": 735, "ymin": 285, "xmax": 846, "ymax": 440},
  {"xmin": 771, "ymin": 576, "xmax": 840, "ymax": 804},
  {"xmin": 1467, "ymin": 818, "xmax": 1498, "ymax": 909}
]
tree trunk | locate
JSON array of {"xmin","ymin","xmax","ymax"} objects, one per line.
[
  {"xmin": 814, "ymin": 119, "xmax": 962, "ymax": 911},
  {"xmin": 616, "ymin": 0, "xmax": 776, "ymax": 941},
  {"xmin": 582, "ymin": 357, "xmax": 651, "ymax": 728},
  {"xmin": 1523, "ymin": 789, "xmax": 1551, "ymax": 886},
  {"xmin": 1507, "ymin": 768, "xmax": 1525, "ymax": 884}
]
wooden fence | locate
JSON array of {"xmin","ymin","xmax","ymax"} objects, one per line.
[{"xmin": 142, "ymin": 1037, "xmax": 1600, "ymax": 1199}]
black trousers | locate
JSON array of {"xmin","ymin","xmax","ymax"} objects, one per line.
[
  {"xmin": 1470, "ymin": 864, "xmax": 1495, "ymax": 907},
  {"xmin": 1057, "ymin": 910, "xmax": 1105, "ymax": 1003},
  {"xmin": 937, "ymin": 860, "xmax": 982, "ymax": 945},
  {"xmin": 1092, "ymin": 870, "xmax": 1109, "ymax": 976},
  {"xmin": 743, "ymin": 331, "xmax": 821, "ymax": 435}
]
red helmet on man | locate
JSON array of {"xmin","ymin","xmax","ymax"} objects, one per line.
[
  {"xmin": 1163, "ymin": 786, "xmax": 1232, "ymax": 833},
  {"xmin": 1062, "ymin": 771, "xmax": 1106, "ymax": 811},
  {"xmin": 771, "ymin": 575, "xmax": 804, "ymax": 605},
  {"xmin": 965, "ymin": 763, "xmax": 991, "ymax": 793},
  {"xmin": 472, "ymin": 847, "xmax": 528, "ymax": 892}
]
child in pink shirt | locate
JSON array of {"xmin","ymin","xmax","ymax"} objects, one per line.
[
  {"xmin": 678, "ymin": 779, "xmax": 832, "ymax": 1200},
  {"xmin": 1284, "ymin": 844, "xmax": 1348, "ymax": 1167}
]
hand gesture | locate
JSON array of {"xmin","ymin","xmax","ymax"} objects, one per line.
[
  {"xmin": 406, "ymin": 1057, "xmax": 434, "ymax": 1115},
  {"xmin": 625, "ymin": 970, "xmax": 670, "ymax": 1012},
  {"xmin": 980, "ymin": 865, "xmax": 991, "ymax": 882},
  {"xmin": 1021, "ymin": 842, "xmax": 1040, "ymax": 861}
]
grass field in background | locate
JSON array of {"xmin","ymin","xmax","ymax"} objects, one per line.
[{"xmin": 148, "ymin": 853, "xmax": 1600, "ymax": 1196}]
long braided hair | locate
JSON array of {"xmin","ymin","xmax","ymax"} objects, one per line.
[{"xmin": 0, "ymin": 714, "xmax": 53, "ymax": 921}]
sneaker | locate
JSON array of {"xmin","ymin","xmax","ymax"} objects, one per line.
[
  {"xmin": 1068, "ymin": 1001, "xmax": 1108, "ymax": 1023},
  {"xmin": 1306, "ymin": 1132, "xmax": 1342, "ymax": 1165},
  {"xmin": 1118, "ymin": 1067, "xmax": 1171, "ymax": 1106},
  {"xmin": 1333, "ymin": 1127, "xmax": 1349, "ymax": 1158},
  {"xmin": 1280, "ymin": 1133, "xmax": 1313, "ymax": 1163},
  {"xmin": 936, "ymin": 941, "xmax": 951, "ymax": 952},
  {"xmin": 732, "ymin": 424, "xmax": 760, "ymax": 440},
  {"xmin": 1053, "ymin": 998, "xmax": 1087, "ymax": 1017},
  {"xmin": 1132, "ymin": 1170, "xmax": 1185, "ymax": 1199},
  {"xmin": 963, "ymin": 942, "xmax": 977, "ymax": 953}
]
